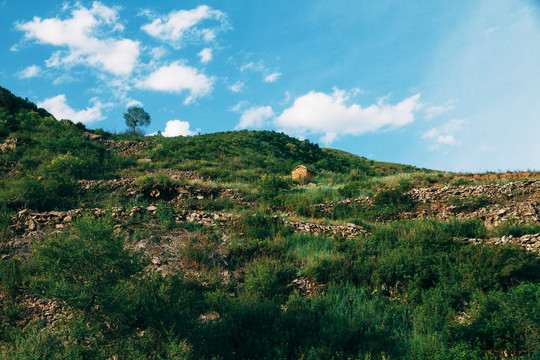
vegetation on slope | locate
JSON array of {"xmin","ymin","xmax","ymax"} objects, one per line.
[
  {"xmin": 0, "ymin": 91, "xmax": 131, "ymax": 211},
  {"xmin": 1, "ymin": 87, "xmax": 539, "ymax": 359},
  {"xmin": 138, "ymin": 129, "xmax": 419, "ymax": 183}
]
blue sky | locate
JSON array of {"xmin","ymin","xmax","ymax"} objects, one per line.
[{"xmin": 1, "ymin": 0, "xmax": 540, "ymax": 172}]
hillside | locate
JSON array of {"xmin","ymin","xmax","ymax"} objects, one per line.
[{"xmin": 1, "ymin": 87, "xmax": 540, "ymax": 359}]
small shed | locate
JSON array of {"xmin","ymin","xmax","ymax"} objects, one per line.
[{"xmin": 291, "ymin": 165, "xmax": 316, "ymax": 181}]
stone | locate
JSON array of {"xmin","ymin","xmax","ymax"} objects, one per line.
[{"xmin": 147, "ymin": 205, "xmax": 158, "ymax": 211}]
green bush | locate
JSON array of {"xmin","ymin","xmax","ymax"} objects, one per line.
[
  {"xmin": 367, "ymin": 187, "xmax": 415, "ymax": 220},
  {"xmin": 452, "ymin": 283, "xmax": 540, "ymax": 356},
  {"xmin": 233, "ymin": 212, "xmax": 287, "ymax": 241},
  {"xmin": 241, "ymin": 258, "xmax": 294, "ymax": 301},
  {"xmin": 4, "ymin": 177, "xmax": 77, "ymax": 211},
  {"xmin": 338, "ymin": 180, "xmax": 367, "ymax": 198},
  {"xmin": 123, "ymin": 274, "xmax": 202, "ymax": 341},
  {"xmin": 257, "ymin": 175, "xmax": 291, "ymax": 205},
  {"xmin": 42, "ymin": 152, "xmax": 88, "ymax": 181},
  {"xmin": 0, "ymin": 205, "xmax": 11, "ymax": 243},
  {"xmin": 0, "ymin": 259, "xmax": 23, "ymax": 297},
  {"xmin": 30, "ymin": 216, "xmax": 144, "ymax": 320}
]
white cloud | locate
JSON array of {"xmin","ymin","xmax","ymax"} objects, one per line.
[
  {"xmin": 264, "ymin": 72, "xmax": 281, "ymax": 83},
  {"xmin": 240, "ymin": 61, "xmax": 264, "ymax": 72},
  {"xmin": 441, "ymin": 118, "xmax": 464, "ymax": 132},
  {"xmin": 137, "ymin": 61, "xmax": 214, "ymax": 104},
  {"xmin": 37, "ymin": 94, "xmax": 105, "ymax": 124},
  {"xmin": 422, "ymin": 119, "xmax": 464, "ymax": 149},
  {"xmin": 149, "ymin": 46, "xmax": 167, "ymax": 60},
  {"xmin": 424, "ymin": 103, "xmax": 455, "ymax": 119},
  {"xmin": 479, "ymin": 145, "xmax": 494, "ymax": 152},
  {"xmin": 126, "ymin": 99, "xmax": 143, "ymax": 107},
  {"xmin": 282, "ymin": 91, "xmax": 291, "ymax": 104},
  {"xmin": 17, "ymin": 65, "xmax": 41, "ymax": 79},
  {"xmin": 16, "ymin": 2, "xmax": 139, "ymax": 76},
  {"xmin": 161, "ymin": 120, "xmax": 196, "ymax": 137},
  {"xmin": 421, "ymin": 128, "xmax": 440, "ymax": 139},
  {"xmin": 234, "ymin": 104, "xmax": 274, "ymax": 129},
  {"xmin": 141, "ymin": 5, "xmax": 228, "ymax": 48},
  {"xmin": 241, "ymin": 60, "xmax": 281, "ymax": 83},
  {"xmin": 52, "ymin": 73, "xmax": 77, "ymax": 85},
  {"xmin": 485, "ymin": 26, "xmax": 500, "ymax": 35},
  {"xmin": 202, "ymin": 29, "xmax": 216, "ymax": 41},
  {"xmin": 231, "ymin": 101, "xmax": 248, "ymax": 112},
  {"xmin": 275, "ymin": 88, "xmax": 422, "ymax": 144},
  {"xmin": 229, "ymin": 81, "xmax": 245, "ymax": 93},
  {"xmin": 198, "ymin": 47, "xmax": 212, "ymax": 63},
  {"xmin": 436, "ymin": 135, "xmax": 458, "ymax": 145}
]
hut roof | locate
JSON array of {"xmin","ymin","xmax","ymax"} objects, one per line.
[{"xmin": 292, "ymin": 165, "xmax": 317, "ymax": 174}]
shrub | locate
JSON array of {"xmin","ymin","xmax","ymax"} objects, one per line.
[
  {"xmin": 233, "ymin": 212, "xmax": 287, "ymax": 240},
  {"xmin": 123, "ymin": 274, "xmax": 202, "ymax": 341},
  {"xmin": 0, "ymin": 259, "xmax": 23, "ymax": 297},
  {"xmin": 42, "ymin": 152, "xmax": 88, "ymax": 181},
  {"xmin": 0, "ymin": 205, "xmax": 11, "ymax": 243},
  {"xmin": 368, "ymin": 187, "xmax": 415, "ymax": 220},
  {"xmin": 257, "ymin": 175, "xmax": 291, "ymax": 205},
  {"xmin": 6, "ymin": 177, "xmax": 77, "ymax": 211},
  {"xmin": 30, "ymin": 216, "xmax": 144, "ymax": 320},
  {"xmin": 452, "ymin": 283, "xmax": 540, "ymax": 357},
  {"xmin": 241, "ymin": 258, "xmax": 294, "ymax": 301},
  {"xmin": 338, "ymin": 180, "xmax": 367, "ymax": 198}
]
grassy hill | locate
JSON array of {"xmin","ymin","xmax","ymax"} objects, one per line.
[
  {"xmin": 1, "ymin": 87, "xmax": 539, "ymax": 359},
  {"xmin": 116, "ymin": 129, "xmax": 422, "ymax": 183}
]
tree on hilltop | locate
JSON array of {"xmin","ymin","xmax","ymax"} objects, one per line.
[{"xmin": 124, "ymin": 106, "xmax": 151, "ymax": 135}]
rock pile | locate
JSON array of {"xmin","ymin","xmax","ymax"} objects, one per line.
[
  {"xmin": 408, "ymin": 180, "xmax": 540, "ymax": 203},
  {"xmin": 159, "ymin": 168, "xmax": 206, "ymax": 182},
  {"xmin": 0, "ymin": 291, "xmax": 70, "ymax": 329},
  {"xmin": 286, "ymin": 277, "xmax": 326, "ymax": 297},
  {"xmin": 407, "ymin": 180, "xmax": 540, "ymax": 227},
  {"xmin": 79, "ymin": 178, "xmax": 133, "ymax": 191},
  {"xmin": 312, "ymin": 197, "xmax": 371, "ymax": 213},
  {"xmin": 463, "ymin": 233, "xmax": 540, "ymax": 254},
  {"xmin": 9, "ymin": 207, "xmax": 237, "ymax": 235},
  {"xmin": 457, "ymin": 172, "xmax": 540, "ymax": 182},
  {"xmin": 180, "ymin": 210, "xmax": 235, "ymax": 226},
  {"xmin": 10, "ymin": 208, "xmax": 82, "ymax": 233},
  {"xmin": 10, "ymin": 205, "xmax": 368, "ymax": 242},
  {"xmin": 83, "ymin": 132, "xmax": 102, "ymax": 141},
  {"xmin": 284, "ymin": 220, "xmax": 367, "ymax": 238},
  {"xmin": 0, "ymin": 138, "xmax": 17, "ymax": 152},
  {"xmin": 101, "ymin": 139, "xmax": 153, "ymax": 156},
  {"xmin": 132, "ymin": 229, "xmax": 193, "ymax": 276},
  {"xmin": 173, "ymin": 185, "xmax": 240, "ymax": 202},
  {"xmin": 78, "ymin": 176, "xmax": 244, "ymax": 202}
]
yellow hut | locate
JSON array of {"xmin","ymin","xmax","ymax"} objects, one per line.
[{"xmin": 291, "ymin": 165, "xmax": 316, "ymax": 181}]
